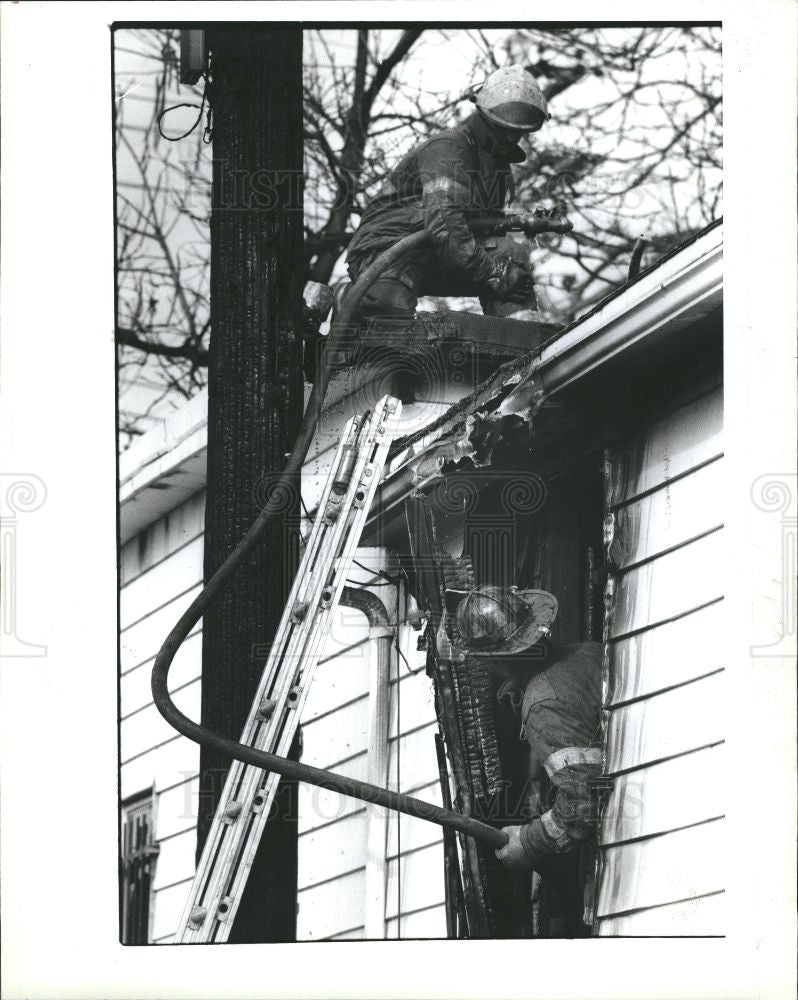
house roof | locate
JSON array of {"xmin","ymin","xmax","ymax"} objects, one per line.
[
  {"xmin": 390, "ymin": 218, "xmax": 723, "ymax": 457},
  {"xmin": 365, "ymin": 219, "xmax": 722, "ymax": 533},
  {"xmin": 118, "ymin": 388, "xmax": 209, "ymax": 544},
  {"xmin": 119, "ymin": 220, "xmax": 722, "ymax": 542}
]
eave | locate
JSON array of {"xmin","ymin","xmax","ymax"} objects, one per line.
[
  {"xmin": 365, "ymin": 220, "xmax": 723, "ymax": 535},
  {"xmin": 119, "ymin": 220, "xmax": 722, "ymax": 545}
]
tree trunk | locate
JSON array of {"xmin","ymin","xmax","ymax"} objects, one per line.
[{"xmin": 198, "ymin": 26, "xmax": 304, "ymax": 943}]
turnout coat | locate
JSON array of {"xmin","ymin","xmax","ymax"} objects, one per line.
[
  {"xmin": 346, "ymin": 112, "xmax": 525, "ymax": 302},
  {"xmin": 498, "ymin": 641, "xmax": 604, "ymax": 865}
]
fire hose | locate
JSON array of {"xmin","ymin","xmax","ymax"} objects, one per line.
[
  {"xmin": 151, "ymin": 230, "xmax": 510, "ymax": 850},
  {"xmin": 151, "ymin": 214, "xmax": 571, "ymax": 851}
]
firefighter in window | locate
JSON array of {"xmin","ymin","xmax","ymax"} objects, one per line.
[
  {"xmin": 452, "ymin": 585, "xmax": 603, "ymax": 878},
  {"xmin": 341, "ymin": 66, "xmax": 569, "ymax": 329}
]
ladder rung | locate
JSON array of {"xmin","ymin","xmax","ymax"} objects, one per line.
[{"xmin": 175, "ymin": 396, "xmax": 402, "ymax": 943}]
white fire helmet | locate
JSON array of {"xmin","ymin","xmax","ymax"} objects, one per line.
[{"xmin": 472, "ymin": 65, "xmax": 549, "ymax": 133}]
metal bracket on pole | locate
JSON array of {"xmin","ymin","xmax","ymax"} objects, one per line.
[{"xmin": 179, "ymin": 30, "xmax": 207, "ymax": 85}]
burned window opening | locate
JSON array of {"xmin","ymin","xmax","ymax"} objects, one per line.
[{"xmin": 403, "ymin": 448, "xmax": 604, "ymax": 938}]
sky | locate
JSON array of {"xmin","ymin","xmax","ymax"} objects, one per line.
[
  {"xmin": 114, "ymin": 25, "xmax": 721, "ymax": 447},
  {"xmin": 114, "ymin": 28, "xmax": 508, "ymax": 442}
]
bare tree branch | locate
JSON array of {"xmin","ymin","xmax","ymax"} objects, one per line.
[
  {"xmin": 116, "ymin": 25, "xmax": 721, "ymax": 443},
  {"xmin": 117, "ymin": 326, "xmax": 209, "ymax": 364}
]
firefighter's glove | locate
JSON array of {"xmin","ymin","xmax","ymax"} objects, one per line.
[
  {"xmin": 492, "ymin": 257, "xmax": 534, "ymax": 303},
  {"xmin": 495, "ymin": 824, "xmax": 534, "ymax": 871}
]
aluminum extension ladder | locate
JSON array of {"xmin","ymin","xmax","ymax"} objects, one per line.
[{"xmin": 176, "ymin": 395, "xmax": 402, "ymax": 943}]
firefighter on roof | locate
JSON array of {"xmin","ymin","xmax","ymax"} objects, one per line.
[
  {"xmin": 453, "ymin": 584, "xmax": 603, "ymax": 873},
  {"xmin": 344, "ymin": 66, "xmax": 550, "ymax": 326}
]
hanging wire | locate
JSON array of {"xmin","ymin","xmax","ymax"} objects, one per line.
[
  {"xmin": 352, "ymin": 557, "xmax": 396, "ymax": 583},
  {"xmin": 346, "ymin": 559, "xmax": 398, "ymax": 587},
  {"xmin": 157, "ymin": 71, "xmax": 213, "ymax": 143},
  {"xmin": 393, "ymin": 629, "xmax": 416, "ymax": 674},
  {"xmin": 394, "ymin": 567, "xmax": 424, "ymax": 675}
]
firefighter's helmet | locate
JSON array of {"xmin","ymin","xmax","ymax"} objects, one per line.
[
  {"xmin": 471, "ymin": 66, "xmax": 549, "ymax": 133},
  {"xmin": 452, "ymin": 584, "xmax": 558, "ymax": 655}
]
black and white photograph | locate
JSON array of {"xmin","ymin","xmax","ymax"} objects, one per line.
[
  {"xmin": 1, "ymin": 3, "xmax": 796, "ymax": 998},
  {"xmin": 115, "ymin": 20, "xmax": 727, "ymax": 945}
]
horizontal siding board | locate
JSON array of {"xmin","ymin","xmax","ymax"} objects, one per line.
[
  {"xmin": 300, "ymin": 693, "xmax": 370, "ymax": 768},
  {"xmin": 298, "ymin": 810, "xmax": 368, "ymax": 890},
  {"xmin": 606, "ymin": 670, "xmax": 724, "ymax": 773},
  {"xmin": 385, "ymin": 903, "xmax": 447, "ymax": 939},
  {"xmin": 597, "ymin": 818, "xmax": 724, "ymax": 917},
  {"xmin": 385, "ymin": 842, "xmax": 445, "ymax": 920},
  {"xmin": 121, "ymin": 630, "xmax": 202, "ymax": 718},
  {"xmin": 608, "ymin": 599, "xmax": 724, "ymax": 705},
  {"xmin": 317, "ymin": 604, "xmax": 371, "ymax": 663},
  {"xmin": 121, "ymin": 492, "xmax": 205, "ymax": 586},
  {"xmin": 120, "ymin": 535, "xmax": 204, "ymax": 631},
  {"xmin": 150, "ymin": 879, "xmax": 193, "ymax": 943},
  {"xmin": 120, "ymin": 679, "xmax": 201, "ymax": 764},
  {"xmin": 121, "ymin": 734, "xmax": 199, "ymax": 801},
  {"xmin": 302, "ymin": 650, "xmax": 371, "ymax": 723},
  {"xmin": 156, "ymin": 776, "xmax": 200, "ymax": 841},
  {"xmin": 388, "ymin": 722, "xmax": 439, "ymax": 792},
  {"xmin": 296, "ymin": 868, "xmax": 365, "ymax": 941},
  {"xmin": 120, "ymin": 539, "xmax": 139, "ymax": 587},
  {"xmin": 297, "ymin": 752, "xmax": 369, "ymax": 833},
  {"xmin": 388, "ymin": 669, "xmax": 437, "ymax": 739},
  {"xmin": 609, "ymin": 530, "xmax": 724, "ymax": 638},
  {"xmin": 386, "ymin": 782, "xmax": 443, "ymax": 858},
  {"xmin": 607, "ymin": 388, "xmax": 723, "ymax": 507},
  {"xmin": 296, "ymin": 724, "xmax": 440, "ymax": 834},
  {"xmin": 296, "ymin": 799, "xmax": 444, "ymax": 935},
  {"xmin": 120, "ymin": 527, "xmax": 203, "ymax": 596},
  {"xmin": 328, "ymin": 926, "xmax": 364, "ymax": 940},
  {"xmin": 120, "ymin": 584, "xmax": 202, "ymax": 672},
  {"xmin": 601, "ymin": 744, "xmax": 725, "ymax": 846},
  {"xmin": 598, "ymin": 891, "xmax": 724, "ymax": 936},
  {"xmin": 300, "ymin": 675, "xmax": 436, "ymax": 777},
  {"xmin": 598, "ymin": 391, "xmax": 725, "ymax": 938},
  {"xmin": 299, "ymin": 608, "xmax": 424, "ymax": 725},
  {"xmin": 608, "ymin": 458, "xmax": 723, "ymax": 570},
  {"xmin": 151, "ymin": 827, "xmax": 197, "ymax": 892},
  {"xmin": 389, "ymin": 625, "xmax": 427, "ymax": 681}
]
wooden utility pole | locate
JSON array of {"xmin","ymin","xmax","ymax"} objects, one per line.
[{"xmin": 198, "ymin": 26, "xmax": 304, "ymax": 943}]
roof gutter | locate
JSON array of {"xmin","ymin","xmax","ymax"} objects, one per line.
[
  {"xmin": 500, "ymin": 222, "xmax": 722, "ymax": 407},
  {"xmin": 366, "ymin": 223, "xmax": 723, "ymax": 529}
]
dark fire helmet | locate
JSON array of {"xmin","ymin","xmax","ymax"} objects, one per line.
[{"xmin": 452, "ymin": 584, "xmax": 558, "ymax": 655}]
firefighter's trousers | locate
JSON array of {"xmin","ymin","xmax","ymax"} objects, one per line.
[{"xmin": 348, "ymin": 242, "xmax": 537, "ymax": 331}]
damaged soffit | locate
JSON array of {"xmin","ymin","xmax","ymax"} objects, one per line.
[{"xmin": 370, "ymin": 219, "xmax": 724, "ymax": 520}]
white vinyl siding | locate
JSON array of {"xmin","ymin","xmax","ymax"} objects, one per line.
[
  {"xmin": 120, "ymin": 481, "xmax": 448, "ymax": 946},
  {"xmin": 597, "ymin": 385, "xmax": 724, "ymax": 935},
  {"xmin": 296, "ymin": 583, "xmax": 445, "ymax": 940},
  {"xmin": 120, "ymin": 491, "xmax": 205, "ymax": 943},
  {"xmin": 120, "ymin": 585, "xmax": 203, "ymax": 676}
]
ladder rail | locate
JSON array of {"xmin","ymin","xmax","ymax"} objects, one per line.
[
  {"xmin": 176, "ymin": 417, "xmax": 363, "ymax": 930},
  {"xmin": 183, "ymin": 402, "xmax": 397, "ymax": 941},
  {"xmin": 219, "ymin": 420, "xmax": 399, "ymax": 936},
  {"xmin": 177, "ymin": 399, "xmax": 401, "ymax": 942},
  {"xmin": 188, "ymin": 412, "xmax": 385, "ymax": 936},
  {"xmin": 151, "ymin": 234, "xmax": 507, "ymax": 945}
]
